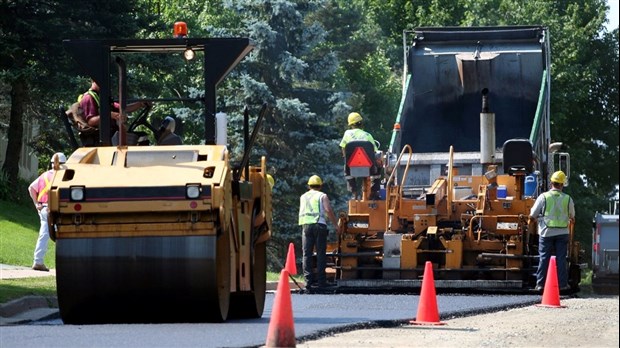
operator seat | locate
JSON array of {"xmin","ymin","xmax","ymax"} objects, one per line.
[{"xmin": 502, "ymin": 139, "xmax": 533, "ymax": 176}]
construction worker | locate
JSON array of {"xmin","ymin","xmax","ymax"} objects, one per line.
[
  {"xmin": 339, "ymin": 112, "xmax": 381, "ymax": 199},
  {"xmin": 298, "ymin": 175, "xmax": 338, "ymax": 289},
  {"xmin": 27, "ymin": 152, "xmax": 66, "ymax": 271},
  {"xmin": 266, "ymin": 174, "xmax": 275, "ymax": 189},
  {"xmin": 529, "ymin": 170, "xmax": 575, "ymax": 291}
]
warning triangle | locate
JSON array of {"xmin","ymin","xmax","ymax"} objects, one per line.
[{"xmin": 347, "ymin": 147, "xmax": 373, "ymax": 167}]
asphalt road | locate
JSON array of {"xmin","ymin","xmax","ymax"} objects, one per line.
[{"xmin": 0, "ymin": 292, "xmax": 540, "ymax": 348}]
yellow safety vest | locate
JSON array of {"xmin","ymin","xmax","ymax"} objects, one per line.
[
  {"xmin": 298, "ymin": 190, "xmax": 323, "ymax": 225},
  {"xmin": 543, "ymin": 191, "xmax": 570, "ymax": 228},
  {"xmin": 340, "ymin": 129, "xmax": 377, "ymax": 151}
]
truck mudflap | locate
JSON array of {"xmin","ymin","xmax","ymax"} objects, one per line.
[{"xmin": 56, "ymin": 234, "xmax": 230, "ymax": 324}]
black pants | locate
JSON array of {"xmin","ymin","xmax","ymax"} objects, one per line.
[{"xmin": 302, "ymin": 223, "xmax": 328, "ymax": 286}]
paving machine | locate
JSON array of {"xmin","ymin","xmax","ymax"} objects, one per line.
[
  {"xmin": 329, "ymin": 26, "xmax": 583, "ymax": 292},
  {"xmin": 48, "ymin": 29, "xmax": 272, "ymax": 323}
]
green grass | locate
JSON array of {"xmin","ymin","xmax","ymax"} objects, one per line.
[
  {"xmin": 267, "ymin": 271, "xmax": 304, "ymax": 282},
  {"xmin": 0, "ymin": 277, "xmax": 57, "ymax": 304},
  {"xmin": 0, "ymin": 200, "xmax": 56, "ymax": 268}
]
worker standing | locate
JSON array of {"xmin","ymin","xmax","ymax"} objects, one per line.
[
  {"xmin": 339, "ymin": 112, "xmax": 380, "ymax": 200},
  {"xmin": 298, "ymin": 175, "xmax": 338, "ymax": 289},
  {"xmin": 27, "ymin": 152, "xmax": 66, "ymax": 271},
  {"xmin": 529, "ymin": 170, "xmax": 575, "ymax": 291}
]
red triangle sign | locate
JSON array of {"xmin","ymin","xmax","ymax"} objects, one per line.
[{"xmin": 347, "ymin": 147, "xmax": 373, "ymax": 167}]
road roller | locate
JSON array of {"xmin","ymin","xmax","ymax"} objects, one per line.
[{"xmin": 48, "ymin": 32, "xmax": 272, "ymax": 323}]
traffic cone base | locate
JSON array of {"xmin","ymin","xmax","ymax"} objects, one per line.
[
  {"xmin": 265, "ymin": 269, "xmax": 296, "ymax": 347},
  {"xmin": 285, "ymin": 243, "xmax": 298, "ymax": 276},
  {"xmin": 536, "ymin": 255, "xmax": 566, "ymax": 308},
  {"xmin": 409, "ymin": 261, "xmax": 446, "ymax": 325}
]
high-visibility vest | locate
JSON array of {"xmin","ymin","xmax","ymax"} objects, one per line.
[
  {"xmin": 78, "ymin": 90, "xmax": 100, "ymax": 107},
  {"xmin": 298, "ymin": 190, "xmax": 324, "ymax": 225},
  {"xmin": 543, "ymin": 191, "xmax": 570, "ymax": 228},
  {"xmin": 36, "ymin": 170, "xmax": 54, "ymax": 203},
  {"xmin": 340, "ymin": 129, "xmax": 377, "ymax": 151}
]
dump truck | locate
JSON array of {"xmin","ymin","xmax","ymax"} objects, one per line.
[
  {"xmin": 48, "ymin": 29, "xmax": 272, "ymax": 323},
  {"xmin": 591, "ymin": 203, "xmax": 619, "ymax": 294},
  {"xmin": 329, "ymin": 26, "xmax": 583, "ymax": 292}
]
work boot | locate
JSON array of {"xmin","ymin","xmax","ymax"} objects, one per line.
[{"xmin": 32, "ymin": 263, "xmax": 49, "ymax": 272}]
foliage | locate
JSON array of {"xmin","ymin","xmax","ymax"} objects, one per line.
[
  {"xmin": 0, "ymin": 170, "xmax": 35, "ymax": 206},
  {"xmin": 193, "ymin": 0, "xmax": 350, "ymax": 264}
]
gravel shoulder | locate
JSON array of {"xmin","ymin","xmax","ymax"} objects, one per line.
[{"xmin": 299, "ymin": 295, "xmax": 619, "ymax": 347}]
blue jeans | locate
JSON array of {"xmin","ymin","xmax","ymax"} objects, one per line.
[
  {"xmin": 302, "ymin": 223, "xmax": 328, "ymax": 286},
  {"xmin": 536, "ymin": 234, "xmax": 569, "ymax": 288}
]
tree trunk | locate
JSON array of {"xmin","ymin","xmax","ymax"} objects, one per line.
[{"xmin": 2, "ymin": 78, "xmax": 27, "ymax": 189}]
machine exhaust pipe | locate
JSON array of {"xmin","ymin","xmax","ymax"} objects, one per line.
[{"xmin": 480, "ymin": 88, "xmax": 495, "ymax": 164}]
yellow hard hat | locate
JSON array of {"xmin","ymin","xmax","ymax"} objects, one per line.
[
  {"xmin": 550, "ymin": 170, "xmax": 566, "ymax": 184},
  {"xmin": 307, "ymin": 175, "xmax": 322, "ymax": 186},
  {"xmin": 266, "ymin": 174, "xmax": 275, "ymax": 189},
  {"xmin": 347, "ymin": 112, "xmax": 363, "ymax": 126}
]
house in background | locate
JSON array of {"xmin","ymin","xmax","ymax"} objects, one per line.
[{"xmin": 0, "ymin": 120, "xmax": 40, "ymax": 181}]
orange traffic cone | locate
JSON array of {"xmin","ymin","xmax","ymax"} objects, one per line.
[
  {"xmin": 537, "ymin": 256, "xmax": 566, "ymax": 308},
  {"xmin": 410, "ymin": 261, "xmax": 445, "ymax": 325},
  {"xmin": 265, "ymin": 269, "xmax": 296, "ymax": 347},
  {"xmin": 285, "ymin": 243, "xmax": 297, "ymax": 276}
]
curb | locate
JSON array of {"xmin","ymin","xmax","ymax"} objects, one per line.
[{"xmin": 0, "ymin": 296, "xmax": 59, "ymax": 326}]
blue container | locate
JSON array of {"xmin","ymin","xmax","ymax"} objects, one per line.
[
  {"xmin": 379, "ymin": 188, "xmax": 386, "ymax": 200},
  {"xmin": 524, "ymin": 174, "xmax": 537, "ymax": 197},
  {"xmin": 497, "ymin": 185, "xmax": 507, "ymax": 199}
]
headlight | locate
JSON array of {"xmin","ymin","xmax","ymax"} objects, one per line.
[
  {"xmin": 70, "ymin": 186, "xmax": 85, "ymax": 201},
  {"xmin": 186, "ymin": 184, "xmax": 201, "ymax": 199}
]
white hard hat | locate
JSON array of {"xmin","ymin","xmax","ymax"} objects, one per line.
[{"xmin": 51, "ymin": 152, "xmax": 67, "ymax": 164}]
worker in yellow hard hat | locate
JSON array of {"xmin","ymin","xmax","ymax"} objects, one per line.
[
  {"xmin": 266, "ymin": 174, "xmax": 275, "ymax": 189},
  {"xmin": 298, "ymin": 175, "xmax": 338, "ymax": 290},
  {"xmin": 339, "ymin": 112, "xmax": 381, "ymax": 200},
  {"xmin": 528, "ymin": 170, "xmax": 575, "ymax": 293}
]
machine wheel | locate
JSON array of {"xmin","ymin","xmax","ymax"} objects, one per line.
[
  {"xmin": 206, "ymin": 221, "xmax": 232, "ymax": 322},
  {"xmin": 228, "ymin": 241, "xmax": 267, "ymax": 319},
  {"xmin": 229, "ymin": 204, "xmax": 267, "ymax": 319}
]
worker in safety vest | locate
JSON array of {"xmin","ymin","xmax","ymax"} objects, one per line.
[
  {"xmin": 298, "ymin": 175, "xmax": 338, "ymax": 289},
  {"xmin": 339, "ymin": 112, "xmax": 381, "ymax": 200},
  {"xmin": 529, "ymin": 170, "xmax": 575, "ymax": 291},
  {"xmin": 27, "ymin": 152, "xmax": 66, "ymax": 271}
]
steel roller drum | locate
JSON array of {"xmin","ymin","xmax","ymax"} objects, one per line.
[{"xmin": 56, "ymin": 234, "xmax": 230, "ymax": 324}]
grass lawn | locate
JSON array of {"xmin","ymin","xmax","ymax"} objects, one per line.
[
  {"xmin": 0, "ymin": 277, "xmax": 57, "ymax": 304},
  {"xmin": 0, "ymin": 200, "xmax": 56, "ymax": 268}
]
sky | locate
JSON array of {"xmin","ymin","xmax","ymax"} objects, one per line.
[{"xmin": 607, "ymin": 0, "xmax": 619, "ymax": 31}]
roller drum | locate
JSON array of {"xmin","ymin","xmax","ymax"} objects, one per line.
[{"xmin": 56, "ymin": 235, "xmax": 228, "ymax": 324}]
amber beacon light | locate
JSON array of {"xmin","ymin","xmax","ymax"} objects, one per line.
[{"xmin": 173, "ymin": 21, "xmax": 188, "ymax": 38}]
